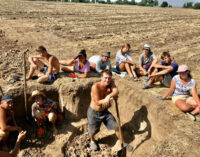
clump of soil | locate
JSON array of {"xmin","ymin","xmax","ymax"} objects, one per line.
[{"xmin": 64, "ymin": 133, "xmax": 117, "ymax": 157}]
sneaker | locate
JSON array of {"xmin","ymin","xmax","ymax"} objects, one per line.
[
  {"xmin": 90, "ymin": 141, "xmax": 98, "ymax": 151},
  {"xmin": 186, "ymin": 112, "xmax": 196, "ymax": 121},
  {"xmin": 124, "ymin": 143, "xmax": 133, "ymax": 152}
]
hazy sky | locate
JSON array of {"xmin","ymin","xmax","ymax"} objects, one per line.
[{"xmin": 135, "ymin": 0, "xmax": 200, "ymax": 7}]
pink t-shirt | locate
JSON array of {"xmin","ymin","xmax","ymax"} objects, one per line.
[{"xmin": 74, "ymin": 59, "xmax": 90, "ymax": 73}]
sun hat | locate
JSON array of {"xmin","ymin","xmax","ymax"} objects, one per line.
[
  {"xmin": 102, "ymin": 51, "xmax": 110, "ymax": 58},
  {"xmin": 1, "ymin": 94, "xmax": 13, "ymax": 102},
  {"xmin": 29, "ymin": 90, "xmax": 46, "ymax": 102},
  {"xmin": 143, "ymin": 44, "xmax": 151, "ymax": 50},
  {"xmin": 177, "ymin": 64, "xmax": 189, "ymax": 73}
]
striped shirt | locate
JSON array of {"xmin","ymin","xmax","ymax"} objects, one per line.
[{"xmin": 172, "ymin": 75, "xmax": 196, "ymax": 96}]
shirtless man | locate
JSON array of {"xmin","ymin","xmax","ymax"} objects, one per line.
[
  {"xmin": 0, "ymin": 95, "xmax": 22, "ymax": 149},
  {"xmin": 87, "ymin": 70, "xmax": 120, "ymax": 151},
  {"xmin": 26, "ymin": 46, "xmax": 60, "ymax": 84}
]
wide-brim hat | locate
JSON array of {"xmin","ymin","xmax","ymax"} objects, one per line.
[
  {"xmin": 102, "ymin": 51, "xmax": 110, "ymax": 58},
  {"xmin": 177, "ymin": 64, "xmax": 189, "ymax": 73},
  {"xmin": 29, "ymin": 90, "xmax": 46, "ymax": 102}
]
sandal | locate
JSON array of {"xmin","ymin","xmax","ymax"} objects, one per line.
[
  {"xmin": 131, "ymin": 76, "xmax": 140, "ymax": 81},
  {"xmin": 186, "ymin": 112, "xmax": 196, "ymax": 121},
  {"xmin": 142, "ymin": 84, "xmax": 151, "ymax": 89}
]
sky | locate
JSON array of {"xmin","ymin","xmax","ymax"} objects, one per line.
[{"xmin": 135, "ymin": 0, "xmax": 200, "ymax": 7}]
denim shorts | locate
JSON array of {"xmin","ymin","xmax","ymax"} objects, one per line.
[{"xmin": 87, "ymin": 106, "xmax": 118, "ymax": 135}]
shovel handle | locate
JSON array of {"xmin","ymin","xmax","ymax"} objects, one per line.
[{"xmin": 112, "ymin": 99, "xmax": 125, "ymax": 145}]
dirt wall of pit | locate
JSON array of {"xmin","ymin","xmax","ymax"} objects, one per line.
[{"xmin": 4, "ymin": 75, "xmax": 200, "ymax": 157}]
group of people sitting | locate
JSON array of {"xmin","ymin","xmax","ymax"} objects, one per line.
[{"xmin": 1, "ymin": 43, "xmax": 200, "ymax": 155}]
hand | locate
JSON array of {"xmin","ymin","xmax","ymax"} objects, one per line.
[
  {"xmin": 157, "ymin": 96, "xmax": 165, "ymax": 100},
  {"xmin": 16, "ymin": 126, "xmax": 22, "ymax": 132},
  {"xmin": 17, "ymin": 131, "xmax": 27, "ymax": 142}
]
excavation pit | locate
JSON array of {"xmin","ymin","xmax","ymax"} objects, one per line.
[{"xmin": 1, "ymin": 77, "xmax": 200, "ymax": 157}]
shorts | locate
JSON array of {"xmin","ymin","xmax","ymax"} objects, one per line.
[
  {"xmin": 143, "ymin": 63, "xmax": 151, "ymax": 71},
  {"xmin": 34, "ymin": 110, "xmax": 57, "ymax": 122},
  {"xmin": 40, "ymin": 65, "xmax": 60, "ymax": 83},
  {"xmin": 172, "ymin": 95, "xmax": 193, "ymax": 103},
  {"xmin": 87, "ymin": 106, "xmax": 118, "ymax": 135},
  {"xmin": 161, "ymin": 73, "xmax": 172, "ymax": 88}
]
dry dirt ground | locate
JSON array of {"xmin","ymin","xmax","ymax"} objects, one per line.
[{"xmin": 0, "ymin": 0, "xmax": 200, "ymax": 156}]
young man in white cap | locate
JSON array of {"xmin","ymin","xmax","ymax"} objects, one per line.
[
  {"xmin": 0, "ymin": 95, "xmax": 22, "ymax": 149},
  {"xmin": 136, "ymin": 44, "xmax": 157, "ymax": 76},
  {"xmin": 89, "ymin": 51, "xmax": 111, "ymax": 73}
]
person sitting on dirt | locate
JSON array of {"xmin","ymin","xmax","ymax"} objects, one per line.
[
  {"xmin": 89, "ymin": 51, "xmax": 111, "ymax": 73},
  {"xmin": 0, "ymin": 131, "xmax": 26, "ymax": 157},
  {"xmin": 159, "ymin": 65, "xmax": 200, "ymax": 121},
  {"xmin": 87, "ymin": 70, "xmax": 120, "ymax": 151},
  {"xmin": 115, "ymin": 43, "xmax": 139, "ymax": 81},
  {"xmin": 59, "ymin": 49, "xmax": 90, "ymax": 78},
  {"xmin": 0, "ymin": 95, "xmax": 22, "ymax": 151},
  {"xmin": 30, "ymin": 90, "xmax": 59, "ymax": 136},
  {"xmin": 136, "ymin": 44, "xmax": 157, "ymax": 77},
  {"xmin": 142, "ymin": 51, "xmax": 178, "ymax": 89},
  {"xmin": 26, "ymin": 45, "xmax": 60, "ymax": 84}
]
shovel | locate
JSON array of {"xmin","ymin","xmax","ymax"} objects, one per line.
[
  {"xmin": 23, "ymin": 49, "xmax": 29, "ymax": 120},
  {"xmin": 112, "ymin": 99, "xmax": 133, "ymax": 157}
]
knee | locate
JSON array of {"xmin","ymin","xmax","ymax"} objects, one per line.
[
  {"xmin": 48, "ymin": 112, "xmax": 57, "ymax": 123},
  {"xmin": 0, "ymin": 131, "xmax": 9, "ymax": 142}
]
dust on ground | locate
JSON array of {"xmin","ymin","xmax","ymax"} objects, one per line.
[{"xmin": 0, "ymin": 0, "xmax": 200, "ymax": 157}]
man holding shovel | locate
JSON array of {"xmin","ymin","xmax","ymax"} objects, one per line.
[{"xmin": 88, "ymin": 70, "xmax": 133, "ymax": 154}]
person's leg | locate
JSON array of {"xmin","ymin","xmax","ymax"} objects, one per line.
[
  {"xmin": 135, "ymin": 68, "xmax": 147, "ymax": 76},
  {"xmin": 62, "ymin": 66, "xmax": 74, "ymax": 72},
  {"xmin": 187, "ymin": 97, "xmax": 200, "ymax": 115},
  {"xmin": 0, "ymin": 129, "xmax": 9, "ymax": 144},
  {"xmin": 27, "ymin": 58, "xmax": 45, "ymax": 80},
  {"xmin": 147, "ymin": 75, "xmax": 163, "ymax": 87},
  {"xmin": 37, "ymin": 75, "xmax": 49, "ymax": 83},
  {"xmin": 130, "ymin": 64, "xmax": 138, "ymax": 79},
  {"xmin": 48, "ymin": 112, "xmax": 58, "ymax": 136},
  {"xmin": 175, "ymin": 99, "xmax": 194, "ymax": 112}
]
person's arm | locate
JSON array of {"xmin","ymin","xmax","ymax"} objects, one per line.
[
  {"xmin": 77, "ymin": 72, "xmax": 88, "ymax": 78},
  {"xmin": 28, "ymin": 55, "xmax": 42, "ymax": 69},
  {"xmin": 95, "ymin": 60, "xmax": 102, "ymax": 73},
  {"xmin": 116, "ymin": 51, "xmax": 127, "ymax": 63},
  {"xmin": 0, "ymin": 111, "xmax": 21, "ymax": 132},
  {"xmin": 46, "ymin": 56, "xmax": 54, "ymax": 75},
  {"xmin": 191, "ymin": 85, "xmax": 200, "ymax": 106},
  {"xmin": 149, "ymin": 66, "xmax": 173, "ymax": 78},
  {"xmin": 8, "ymin": 131, "xmax": 26, "ymax": 157},
  {"xmin": 162, "ymin": 79, "xmax": 176, "ymax": 99},
  {"xmin": 107, "ymin": 81, "xmax": 119, "ymax": 99},
  {"xmin": 148, "ymin": 57, "xmax": 158, "ymax": 74},
  {"xmin": 59, "ymin": 57, "xmax": 76, "ymax": 66}
]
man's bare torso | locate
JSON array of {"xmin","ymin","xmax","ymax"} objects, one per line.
[
  {"xmin": 42, "ymin": 55, "xmax": 60, "ymax": 73},
  {"xmin": 90, "ymin": 82, "xmax": 112, "ymax": 112}
]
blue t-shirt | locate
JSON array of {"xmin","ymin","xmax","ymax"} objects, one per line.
[{"xmin": 161, "ymin": 61, "xmax": 178, "ymax": 77}]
